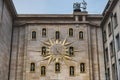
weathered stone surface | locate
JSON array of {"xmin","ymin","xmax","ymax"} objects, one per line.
[
  {"xmin": 0, "ymin": 1, "xmax": 106, "ymax": 80},
  {"xmin": 0, "ymin": 0, "xmax": 13, "ymax": 80},
  {"xmin": 9, "ymin": 12, "xmax": 105, "ymax": 80}
]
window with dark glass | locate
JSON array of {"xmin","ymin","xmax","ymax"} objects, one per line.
[
  {"xmin": 108, "ymin": 22, "xmax": 112, "ymax": 36},
  {"xmin": 103, "ymin": 30, "xmax": 107, "ymax": 42},
  {"xmin": 79, "ymin": 31, "xmax": 83, "ymax": 39},
  {"xmin": 113, "ymin": 13, "xmax": 118, "ymax": 27},
  {"xmin": 105, "ymin": 48, "xmax": 109, "ymax": 63},
  {"xmin": 55, "ymin": 63, "xmax": 60, "ymax": 72},
  {"xmin": 42, "ymin": 28, "xmax": 46, "ymax": 37},
  {"xmin": 30, "ymin": 63, "xmax": 35, "ymax": 72},
  {"xmin": 69, "ymin": 28, "xmax": 73, "ymax": 37},
  {"xmin": 69, "ymin": 47, "xmax": 74, "ymax": 56},
  {"xmin": 80, "ymin": 63, "xmax": 85, "ymax": 73},
  {"xmin": 41, "ymin": 66, "xmax": 46, "ymax": 76},
  {"xmin": 42, "ymin": 46, "xmax": 46, "ymax": 56},
  {"xmin": 116, "ymin": 34, "xmax": 120, "ymax": 51},
  {"xmin": 56, "ymin": 31, "xmax": 60, "ymax": 40},
  {"xmin": 70, "ymin": 66, "xmax": 74, "ymax": 76},
  {"xmin": 106, "ymin": 68, "xmax": 110, "ymax": 80},
  {"xmin": 112, "ymin": 64, "xmax": 117, "ymax": 80},
  {"xmin": 32, "ymin": 31, "xmax": 36, "ymax": 39},
  {"xmin": 110, "ymin": 41, "xmax": 114, "ymax": 56}
]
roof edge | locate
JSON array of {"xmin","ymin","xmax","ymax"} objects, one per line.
[
  {"xmin": 5, "ymin": 0, "xmax": 17, "ymax": 18},
  {"xmin": 101, "ymin": 0, "xmax": 119, "ymax": 26}
]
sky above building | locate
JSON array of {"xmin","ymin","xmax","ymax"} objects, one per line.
[{"xmin": 13, "ymin": 0, "xmax": 108, "ymax": 14}]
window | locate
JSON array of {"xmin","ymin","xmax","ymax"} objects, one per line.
[
  {"xmin": 80, "ymin": 63, "xmax": 85, "ymax": 73},
  {"xmin": 103, "ymin": 30, "xmax": 107, "ymax": 42},
  {"xmin": 55, "ymin": 63, "xmax": 60, "ymax": 72},
  {"xmin": 69, "ymin": 28, "xmax": 73, "ymax": 37},
  {"xmin": 110, "ymin": 41, "xmax": 114, "ymax": 57},
  {"xmin": 56, "ymin": 31, "xmax": 60, "ymax": 40},
  {"xmin": 70, "ymin": 66, "xmax": 74, "ymax": 76},
  {"xmin": 105, "ymin": 48, "xmax": 109, "ymax": 63},
  {"xmin": 42, "ymin": 46, "xmax": 46, "ymax": 56},
  {"xmin": 112, "ymin": 64, "xmax": 117, "ymax": 80},
  {"xmin": 119, "ymin": 59, "xmax": 120, "ymax": 77},
  {"xmin": 32, "ymin": 31, "xmax": 36, "ymax": 39},
  {"xmin": 79, "ymin": 31, "xmax": 83, "ymax": 39},
  {"xmin": 30, "ymin": 63, "xmax": 35, "ymax": 72},
  {"xmin": 113, "ymin": 13, "xmax": 118, "ymax": 27},
  {"xmin": 106, "ymin": 68, "xmax": 110, "ymax": 80},
  {"xmin": 42, "ymin": 28, "xmax": 46, "ymax": 37},
  {"xmin": 108, "ymin": 22, "xmax": 112, "ymax": 36},
  {"xmin": 116, "ymin": 34, "xmax": 120, "ymax": 51},
  {"xmin": 41, "ymin": 66, "xmax": 46, "ymax": 76},
  {"xmin": 69, "ymin": 47, "xmax": 74, "ymax": 56}
]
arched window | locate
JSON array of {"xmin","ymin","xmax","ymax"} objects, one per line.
[
  {"xmin": 55, "ymin": 63, "xmax": 60, "ymax": 72},
  {"xmin": 80, "ymin": 63, "xmax": 85, "ymax": 73},
  {"xmin": 56, "ymin": 31, "xmax": 60, "ymax": 40},
  {"xmin": 41, "ymin": 66, "xmax": 46, "ymax": 76},
  {"xmin": 69, "ymin": 47, "xmax": 74, "ymax": 56},
  {"xmin": 42, "ymin": 28, "xmax": 46, "ymax": 37},
  {"xmin": 79, "ymin": 31, "xmax": 83, "ymax": 39},
  {"xmin": 30, "ymin": 63, "xmax": 35, "ymax": 72},
  {"xmin": 32, "ymin": 31, "xmax": 36, "ymax": 39},
  {"xmin": 69, "ymin": 28, "xmax": 73, "ymax": 37},
  {"xmin": 70, "ymin": 66, "xmax": 74, "ymax": 76},
  {"xmin": 42, "ymin": 46, "xmax": 46, "ymax": 56}
]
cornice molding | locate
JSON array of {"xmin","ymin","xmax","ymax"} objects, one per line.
[{"xmin": 101, "ymin": 0, "xmax": 119, "ymax": 26}]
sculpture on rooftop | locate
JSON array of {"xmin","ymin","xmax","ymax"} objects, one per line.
[
  {"xmin": 73, "ymin": 2, "xmax": 81, "ymax": 12},
  {"xmin": 81, "ymin": 0, "xmax": 87, "ymax": 11},
  {"xmin": 73, "ymin": 0, "xmax": 87, "ymax": 12}
]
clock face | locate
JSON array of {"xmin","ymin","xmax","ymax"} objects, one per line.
[{"xmin": 50, "ymin": 44, "xmax": 64, "ymax": 55}]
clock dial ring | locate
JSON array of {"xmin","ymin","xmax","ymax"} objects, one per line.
[{"xmin": 50, "ymin": 43, "xmax": 65, "ymax": 55}]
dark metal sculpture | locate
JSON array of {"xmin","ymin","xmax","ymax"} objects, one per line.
[
  {"xmin": 73, "ymin": 2, "xmax": 81, "ymax": 12},
  {"xmin": 81, "ymin": 0, "xmax": 87, "ymax": 11},
  {"xmin": 73, "ymin": 0, "xmax": 87, "ymax": 12}
]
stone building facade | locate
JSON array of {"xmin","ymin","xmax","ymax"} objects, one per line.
[
  {"xmin": 9, "ymin": 12, "xmax": 105, "ymax": 80},
  {"xmin": 101, "ymin": 0, "xmax": 120, "ymax": 80},
  {"xmin": 1, "ymin": 0, "xmax": 119, "ymax": 80}
]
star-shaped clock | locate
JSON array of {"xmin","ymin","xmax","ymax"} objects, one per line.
[{"xmin": 41, "ymin": 38, "xmax": 79, "ymax": 65}]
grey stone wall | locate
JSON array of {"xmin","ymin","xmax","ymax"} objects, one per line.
[
  {"xmin": 10, "ymin": 26, "xmax": 25, "ymax": 80},
  {"xmin": 10, "ymin": 24, "xmax": 105, "ymax": 80},
  {"xmin": 0, "ymin": 0, "xmax": 13, "ymax": 80}
]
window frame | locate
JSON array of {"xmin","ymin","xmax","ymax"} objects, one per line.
[
  {"xmin": 69, "ymin": 28, "xmax": 73, "ymax": 37},
  {"xmin": 55, "ymin": 63, "xmax": 60, "ymax": 73},
  {"xmin": 69, "ymin": 47, "xmax": 74, "ymax": 56},
  {"xmin": 106, "ymin": 68, "xmax": 110, "ymax": 80},
  {"xmin": 108, "ymin": 22, "xmax": 112, "ymax": 36},
  {"xmin": 55, "ymin": 31, "xmax": 60, "ymax": 40},
  {"xmin": 113, "ymin": 13, "xmax": 118, "ymax": 28},
  {"xmin": 79, "ymin": 31, "xmax": 84, "ymax": 40},
  {"xmin": 116, "ymin": 34, "xmax": 120, "ymax": 51},
  {"xmin": 110, "ymin": 41, "xmax": 114, "ymax": 57},
  {"xmin": 103, "ymin": 30, "xmax": 107, "ymax": 42},
  {"xmin": 41, "ymin": 66, "xmax": 46, "ymax": 76},
  {"xmin": 105, "ymin": 48, "xmax": 109, "ymax": 63},
  {"xmin": 31, "ymin": 31, "xmax": 37, "ymax": 40},
  {"xmin": 42, "ymin": 28, "xmax": 47, "ymax": 37},
  {"xmin": 69, "ymin": 66, "xmax": 75, "ymax": 76},
  {"xmin": 30, "ymin": 62, "xmax": 35, "ymax": 72},
  {"xmin": 80, "ymin": 63, "xmax": 86, "ymax": 73},
  {"xmin": 41, "ymin": 46, "xmax": 47, "ymax": 56}
]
